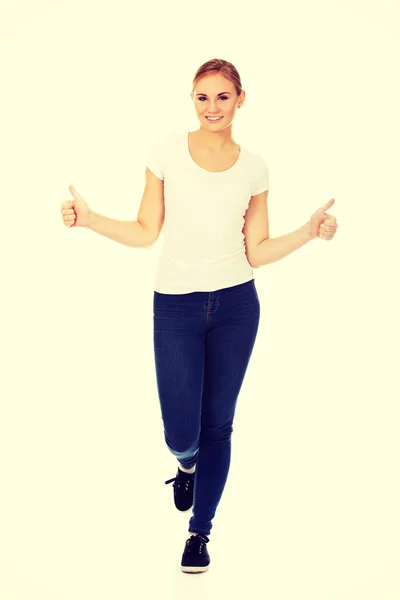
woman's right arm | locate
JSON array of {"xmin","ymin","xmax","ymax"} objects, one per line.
[
  {"xmin": 61, "ymin": 167, "xmax": 165, "ymax": 248},
  {"xmin": 87, "ymin": 212, "xmax": 152, "ymax": 248}
]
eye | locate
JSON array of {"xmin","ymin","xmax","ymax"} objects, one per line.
[{"xmin": 198, "ymin": 96, "xmax": 228, "ymax": 101}]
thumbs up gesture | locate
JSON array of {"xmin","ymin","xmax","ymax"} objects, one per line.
[
  {"xmin": 308, "ymin": 198, "xmax": 338, "ymax": 240},
  {"xmin": 60, "ymin": 185, "xmax": 91, "ymax": 228}
]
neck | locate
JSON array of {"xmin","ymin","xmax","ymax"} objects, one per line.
[{"xmin": 193, "ymin": 125, "xmax": 235, "ymax": 151}]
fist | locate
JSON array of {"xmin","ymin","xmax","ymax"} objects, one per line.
[
  {"xmin": 308, "ymin": 198, "xmax": 338, "ymax": 240},
  {"xmin": 60, "ymin": 185, "xmax": 91, "ymax": 228}
]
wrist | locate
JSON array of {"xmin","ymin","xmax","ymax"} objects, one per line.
[
  {"xmin": 86, "ymin": 209, "xmax": 95, "ymax": 229},
  {"xmin": 303, "ymin": 221, "xmax": 314, "ymax": 241}
]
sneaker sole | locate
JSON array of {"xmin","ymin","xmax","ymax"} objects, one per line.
[{"xmin": 181, "ymin": 565, "xmax": 210, "ymax": 573}]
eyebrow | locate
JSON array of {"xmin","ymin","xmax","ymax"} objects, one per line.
[{"xmin": 195, "ymin": 92, "xmax": 232, "ymax": 96}]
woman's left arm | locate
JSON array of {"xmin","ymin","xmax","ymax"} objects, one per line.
[{"xmin": 243, "ymin": 194, "xmax": 338, "ymax": 269}]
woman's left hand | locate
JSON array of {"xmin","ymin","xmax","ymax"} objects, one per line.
[{"xmin": 308, "ymin": 198, "xmax": 338, "ymax": 240}]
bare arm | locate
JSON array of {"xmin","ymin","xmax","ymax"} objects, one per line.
[
  {"xmin": 87, "ymin": 212, "xmax": 152, "ymax": 248},
  {"xmin": 252, "ymin": 223, "xmax": 313, "ymax": 268},
  {"xmin": 85, "ymin": 166, "xmax": 165, "ymax": 248}
]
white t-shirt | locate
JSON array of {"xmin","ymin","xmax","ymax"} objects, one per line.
[{"xmin": 146, "ymin": 131, "xmax": 270, "ymax": 294}]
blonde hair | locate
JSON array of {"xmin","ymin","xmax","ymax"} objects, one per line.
[{"xmin": 192, "ymin": 58, "xmax": 242, "ymax": 97}]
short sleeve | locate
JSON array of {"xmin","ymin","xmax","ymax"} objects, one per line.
[
  {"xmin": 146, "ymin": 138, "xmax": 165, "ymax": 181},
  {"xmin": 251, "ymin": 159, "xmax": 270, "ymax": 196}
]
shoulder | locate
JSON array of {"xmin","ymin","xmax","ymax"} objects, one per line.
[
  {"xmin": 240, "ymin": 145, "xmax": 269, "ymax": 174},
  {"xmin": 238, "ymin": 144, "xmax": 270, "ymax": 195}
]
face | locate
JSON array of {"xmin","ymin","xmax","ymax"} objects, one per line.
[{"xmin": 190, "ymin": 73, "xmax": 245, "ymax": 130}]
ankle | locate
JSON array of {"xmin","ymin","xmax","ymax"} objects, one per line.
[{"xmin": 179, "ymin": 463, "xmax": 196, "ymax": 474}]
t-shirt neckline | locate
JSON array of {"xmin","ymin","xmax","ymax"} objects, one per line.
[{"xmin": 186, "ymin": 131, "xmax": 242, "ymax": 174}]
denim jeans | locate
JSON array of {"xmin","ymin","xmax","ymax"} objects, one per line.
[{"xmin": 153, "ymin": 278, "xmax": 260, "ymax": 536}]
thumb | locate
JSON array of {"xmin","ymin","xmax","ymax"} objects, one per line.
[
  {"xmin": 318, "ymin": 197, "xmax": 335, "ymax": 214},
  {"xmin": 69, "ymin": 184, "xmax": 82, "ymax": 201}
]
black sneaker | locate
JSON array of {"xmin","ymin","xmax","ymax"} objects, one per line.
[
  {"xmin": 181, "ymin": 534, "xmax": 210, "ymax": 573},
  {"xmin": 165, "ymin": 467, "xmax": 195, "ymax": 512}
]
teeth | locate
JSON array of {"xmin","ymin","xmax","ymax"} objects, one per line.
[{"xmin": 207, "ymin": 117, "xmax": 221, "ymax": 120}]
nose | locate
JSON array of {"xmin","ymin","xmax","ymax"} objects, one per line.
[
  {"xmin": 207, "ymin": 107, "xmax": 221, "ymax": 115},
  {"xmin": 207, "ymin": 101, "xmax": 220, "ymax": 113}
]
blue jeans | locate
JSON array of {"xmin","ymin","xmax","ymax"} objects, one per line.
[{"xmin": 153, "ymin": 279, "xmax": 260, "ymax": 536}]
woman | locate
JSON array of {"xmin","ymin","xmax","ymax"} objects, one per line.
[{"xmin": 60, "ymin": 58, "xmax": 338, "ymax": 574}]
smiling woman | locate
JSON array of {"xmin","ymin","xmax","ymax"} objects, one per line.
[{"xmin": 61, "ymin": 55, "xmax": 337, "ymax": 576}]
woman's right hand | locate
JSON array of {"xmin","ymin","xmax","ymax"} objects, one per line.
[{"xmin": 60, "ymin": 184, "xmax": 91, "ymax": 228}]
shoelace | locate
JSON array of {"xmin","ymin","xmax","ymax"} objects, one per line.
[
  {"xmin": 186, "ymin": 535, "xmax": 209, "ymax": 554},
  {"xmin": 165, "ymin": 472, "xmax": 194, "ymax": 491}
]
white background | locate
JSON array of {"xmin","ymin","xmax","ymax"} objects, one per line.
[{"xmin": 1, "ymin": 0, "xmax": 399, "ymax": 598}]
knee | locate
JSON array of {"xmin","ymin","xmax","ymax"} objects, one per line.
[{"xmin": 200, "ymin": 422, "xmax": 233, "ymax": 441}]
